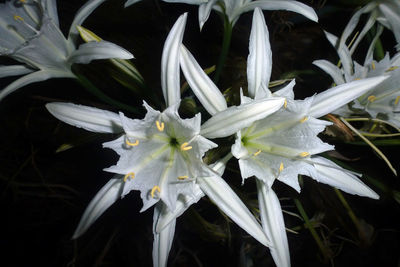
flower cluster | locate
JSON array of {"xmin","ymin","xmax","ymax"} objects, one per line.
[{"xmin": 1, "ymin": 1, "xmax": 398, "ymax": 267}]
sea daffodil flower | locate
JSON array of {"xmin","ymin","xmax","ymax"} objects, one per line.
[
  {"xmin": 0, "ymin": 0, "xmax": 133, "ymax": 101},
  {"xmin": 124, "ymin": 0, "xmax": 318, "ymax": 29},
  {"xmin": 314, "ymin": 30, "xmax": 400, "ymax": 128},
  {"xmin": 180, "ymin": 7, "xmax": 382, "ymax": 267},
  {"xmin": 47, "ymin": 13, "xmax": 274, "ymax": 267}
]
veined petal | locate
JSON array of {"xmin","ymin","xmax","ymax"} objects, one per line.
[
  {"xmin": 0, "ymin": 70, "xmax": 71, "ymax": 101},
  {"xmin": 198, "ymin": 0, "xmax": 217, "ymax": 30},
  {"xmin": 68, "ymin": 0, "xmax": 107, "ymax": 42},
  {"xmin": 153, "ymin": 203, "xmax": 176, "ymax": 267},
  {"xmin": 46, "ymin": 102, "xmax": 123, "ymax": 133},
  {"xmin": 324, "ymin": 31, "xmax": 353, "ymax": 79},
  {"xmin": 256, "ymin": 180, "xmax": 290, "ymax": 267},
  {"xmin": 234, "ymin": 0, "xmax": 318, "ymax": 24},
  {"xmin": 310, "ymin": 156, "xmax": 379, "ymax": 199},
  {"xmin": 248, "ymin": 7, "xmax": 272, "ymax": 99},
  {"xmin": 161, "ymin": 13, "xmax": 187, "ymax": 107},
  {"xmin": 379, "ymin": 3, "xmax": 400, "ymax": 43},
  {"xmin": 309, "ymin": 76, "xmax": 387, "ymax": 118},
  {"xmin": 0, "ymin": 65, "xmax": 34, "ymax": 78},
  {"xmin": 312, "ymin": 60, "xmax": 345, "ymax": 85},
  {"xmin": 43, "ymin": 0, "xmax": 59, "ymax": 26},
  {"xmin": 68, "ymin": 41, "xmax": 133, "ymax": 64},
  {"xmin": 198, "ymin": 174, "xmax": 271, "ymax": 247},
  {"xmin": 200, "ymin": 97, "xmax": 285, "ymax": 138},
  {"xmin": 73, "ymin": 177, "xmax": 125, "ymax": 238},
  {"xmin": 180, "ymin": 45, "xmax": 227, "ymax": 115}
]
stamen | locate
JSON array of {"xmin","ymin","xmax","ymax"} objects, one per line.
[
  {"xmin": 156, "ymin": 120, "xmax": 164, "ymax": 132},
  {"xmin": 395, "ymin": 96, "xmax": 400, "ymax": 106},
  {"xmin": 151, "ymin": 186, "xmax": 161, "ymax": 198},
  {"xmin": 13, "ymin": 15, "xmax": 24, "ymax": 21},
  {"xmin": 284, "ymin": 99, "xmax": 287, "ymax": 109},
  {"xmin": 299, "ymin": 152, "xmax": 310, "ymax": 157},
  {"xmin": 180, "ymin": 142, "xmax": 192, "ymax": 151},
  {"xmin": 19, "ymin": 0, "xmax": 27, "ymax": 3},
  {"xmin": 279, "ymin": 162, "xmax": 284, "ymax": 172},
  {"xmin": 125, "ymin": 138, "xmax": 139, "ymax": 147},
  {"xmin": 300, "ymin": 116, "xmax": 308, "ymax": 123},
  {"xmin": 386, "ymin": 66, "xmax": 398, "ymax": 72},
  {"xmin": 253, "ymin": 149, "xmax": 261, "ymax": 156},
  {"xmin": 123, "ymin": 172, "xmax": 135, "ymax": 182},
  {"xmin": 367, "ymin": 95, "xmax": 377, "ymax": 102},
  {"xmin": 178, "ymin": 175, "xmax": 189, "ymax": 180},
  {"xmin": 354, "ymin": 78, "xmax": 361, "ymax": 80},
  {"xmin": 371, "ymin": 62, "xmax": 376, "ymax": 70}
]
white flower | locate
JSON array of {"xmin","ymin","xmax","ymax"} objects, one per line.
[
  {"xmin": 180, "ymin": 7, "xmax": 382, "ymax": 267},
  {"xmin": 314, "ymin": 30, "xmax": 400, "ymax": 127},
  {"xmin": 0, "ymin": 0, "xmax": 133, "ymax": 101},
  {"xmin": 124, "ymin": 0, "xmax": 318, "ymax": 29}
]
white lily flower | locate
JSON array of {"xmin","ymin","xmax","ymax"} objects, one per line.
[
  {"xmin": 125, "ymin": 0, "xmax": 317, "ymax": 29},
  {"xmin": 0, "ymin": 0, "xmax": 133, "ymax": 101}
]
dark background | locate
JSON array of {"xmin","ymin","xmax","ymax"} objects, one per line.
[{"xmin": 1, "ymin": 0, "xmax": 399, "ymax": 266}]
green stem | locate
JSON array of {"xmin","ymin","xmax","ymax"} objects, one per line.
[
  {"xmin": 76, "ymin": 74, "xmax": 140, "ymax": 115},
  {"xmin": 294, "ymin": 198, "xmax": 330, "ymax": 261},
  {"xmin": 213, "ymin": 16, "xmax": 232, "ymax": 85},
  {"xmin": 333, "ymin": 188, "xmax": 361, "ymax": 230}
]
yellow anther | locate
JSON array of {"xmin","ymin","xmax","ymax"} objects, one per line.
[
  {"xmin": 178, "ymin": 175, "xmax": 189, "ymax": 180},
  {"xmin": 279, "ymin": 162, "xmax": 284, "ymax": 173},
  {"xmin": 123, "ymin": 172, "xmax": 135, "ymax": 182},
  {"xmin": 386, "ymin": 66, "xmax": 398, "ymax": 72},
  {"xmin": 299, "ymin": 152, "xmax": 310, "ymax": 157},
  {"xmin": 125, "ymin": 138, "xmax": 139, "ymax": 147},
  {"xmin": 19, "ymin": 0, "xmax": 27, "ymax": 3},
  {"xmin": 13, "ymin": 15, "xmax": 24, "ymax": 21},
  {"xmin": 354, "ymin": 78, "xmax": 361, "ymax": 80},
  {"xmin": 180, "ymin": 142, "xmax": 192, "ymax": 151},
  {"xmin": 367, "ymin": 95, "xmax": 377, "ymax": 102},
  {"xmin": 284, "ymin": 99, "xmax": 287, "ymax": 109},
  {"xmin": 371, "ymin": 62, "xmax": 376, "ymax": 70},
  {"xmin": 395, "ymin": 96, "xmax": 400, "ymax": 106},
  {"xmin": 253, "ymin": 150, "xmax": 261, "ymax": 156},
  {"xmin": 151, "ymin": 186, "xmax": 161, "ymax": 198},
  {"xmin": 300, "ymin": 116, "xmax": 308, "ymax": 123},
  {"xmin": 156, "ymin": 120, "xmax": 164, "ymax": 131}
]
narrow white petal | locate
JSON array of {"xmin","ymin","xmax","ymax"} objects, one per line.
[
  {"xmin": 312, "ymin": 60, "xmax": 345, "ymax": 85},
  {"xmin": 323, "ymin": 31, "xmax": 353, "ymax": 78},
  {"xmin": 364, "ymin": 25, "xmax": 384, "ymax": 65},
  {"xmin": 198, "ymin": 174, "xmax": 271, "ymax": 247},
  {"xmin": 247, "ymin": 7, "xmax": 272, "ymax": 99},
  {"xmin": 311, "ymin": 157, "xmax": 379, "ymax": 199},
  {"xmin": 124, "ymin": 0, "xmax": 142, "ymax": 7},
  {"xmin": 257, "ymin": 180, "xmax": 290, "ymax": 267},
  {"xmin": 0, "ymin": 70, "xmax": 69, "ymax": 101},
  {"xmin": 153, "ymin": 203, "xmax": 176, "ymax": 267},
  {"xmin": 198, "ymin": 0, "xmax": 217, "ymax": 30},
  {"xmin": 180, "ymin": 45, "xmax": 227, "ymax": 115},
  {"xmin": 44, "ymin": 0, "xmax": 60, "ymax": 26},
  {"xmin": 46, "ymin": 102, "xmax": 123, "ymax": 133},
  {"xmin": 69, "ymin": 41, "xmax": 133, "ymax": 64},
  {"xmin": 68, "ymin": 0, "xmax": 107, "ymax": 42},
  {"xmin": 161, "ymin": 13, "xmax": 187, "ymax": 107},
  {"xmin": 73, "ymin": 177, "xmax": 125, "ymax": 238},
  {"xmin": 309, "ymin": 76, "xmax": 387, "ymax": 118},
  {"xmin": 0, "ymin": 65, "xmax": 34, "ymax": 78},
  {"xmin": 379, "ymin": 3, "xmax": 400, "ymax": 43},
  {"xmin": 235, "ymin": 0, "xmax": 318, "ymax": 23},
  {"xmin": 200, "ymin": 97, "xmax": 284, "ymax": 138}
]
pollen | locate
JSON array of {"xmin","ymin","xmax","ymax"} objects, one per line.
[
  {"xmin": 151, "ymin": 186, "xmax": 161, "ymax": 198},
  {"xmin": 354, "ymin": 78, "xmax": 361, "ymax": 80},
  {"xmin": 13, "ymin": 15, "xmax": 24, "ymax": 21},
  {"xmin": 284, "ymin": 99, "xmax": 287, "ymax": 109},
  {"xmin": 386, "ymin": 66, "xmax": 398, "ymax": 72},
  {"xmin": 253, "ymin": 149, "xmax": 261, "ymax": 156},
  {"xmin": 299, "ymin": 152, "xmax": 310, "ymax": 157},
  {"xmin": 279, "ymin": 162, "xmax": 284, "ymax": 172},
  {"xmin": 156, "ymin": 120, "xmax": 164, "ymax": 132},
  {"xmin": 395, "ymin": 96, "xmax": 400, "ymax": 106},
  {"xmin": 367, "ymin": 95, "xmax": 377, "ymax": 102},
  {"xmin": 19, "ymin": 0, "xmax": 27, "ymax": 3},
  {"xmin": 180, "ymin": 142, "xmax": 192, "ymax": 151},
  {"xmin": 300, "ymin": 116, "xmax": 308, "ymax": 123},
  {"xmin": 178, "ymin": 175, "xmax": 189, "ymax": 180},
  {"xmin": 371, "ymin": 62, "xmax": 376, "ymax": 70},
  {"xmin": 123, "ymin": 172, "xmax": 135, "ymax": 182},
  {"xmin": 125, "ymin": 138, "xmax": 139, "ymax": 147}
]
